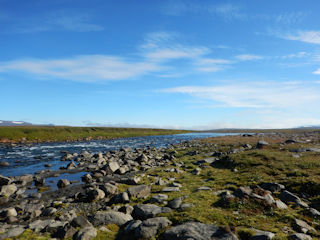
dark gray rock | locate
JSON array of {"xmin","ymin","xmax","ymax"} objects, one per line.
[
  {"xmin": 260, "ymin": 182, "xmax": 285, "ymax": 192},
  {"xmin": 288, "ymin": 233, "xmax": 312, "ymax": 240},
  {"xmin": 133, "ymin": 204, "xmax": 171, "ymax": 220},
  {"xmin": 74, "ymin": 226, "xmax": 97, "ymax": 240},
  {"xmin": 57, "ymin": 179, "xmax": 70, "ymax": 188},
  {"xmin": 150, "ymin": 194, "xmax": 168, "ymax": 204},
  {"xmin": 167, "ymin": 197, "xmax": 183, "ymax": 209},
  {"xmin": 280, "ymin": 191, "xmax": 308, "ymax": 208},
  {"xmin": 135, "ymin": 217, "xmax": 172, "ymax": 239},
  {"xmin": 71, "ymin": 216, "xmax": 93, "ymax": 228},
  {"xmin": 163, "ymin": 221, "xmax": 238, "ymax": 240},
  {"xmin": 250, "ymin": 229, "xmax": 275, "ymax": 239}
]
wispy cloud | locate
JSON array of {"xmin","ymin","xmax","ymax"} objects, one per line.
[
  {"xmin": 162, "ymin": 82, "xmax": 320, "ymax": 109},
  {"xmin": 282, "ymin": 31, "xmax": 320, "ymax": 44},
  {"xmin": 145, "ymin": 47, "xmax": 209, "ymax": 61},
  {"xmin": 162, "ymin": 1, "xmax": 246, "ymax": 20},
  {"xmin": 313, "ymin": 69, "xmax": 320, "ymax": 75},
  {"xmin": 7, "ymin": 11, "xmax": 104, "ymax": 33},
  {"xmin": 0, "ymin": 55, "xmax": 160, "ymax": 82},
  {"xmin": 235, "ymin": 54, "xmax": 264, "ymax": 61},
  {"xmin": 161, "ymin": 81, "xmax": 320, "ymax": 128}
]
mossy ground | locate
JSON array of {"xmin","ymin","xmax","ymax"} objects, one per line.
[{"xmin": 0, "ymin": 126, "xmax": 189, "ymax": 143}]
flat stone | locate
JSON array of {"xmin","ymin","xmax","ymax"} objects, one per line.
[
  {"xmin": 280, "ymin": 190, "xmax": 308, "ymax": 208},
  {"xmin": 161, "ymin": 187, "xmax": 180, "ymax": 192},
  {"xmin": 91, "ymin": 211, "xmax": 133, "ymax": 226},
  {"xmin": 133, "ymin": 204, "xmax": 171, "ymax": 220},
  {"xmin": 150, "ymin": 194, "xmax": 168, "ymax": 204},
  {"xmin": 127, "ymin": 185, "xmax": 151, "ymax": 199}
]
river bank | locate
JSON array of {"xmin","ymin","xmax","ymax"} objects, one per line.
[
  {"xmin": 0, "ymin": 131, "xmax": 320, "ymax": 239},
  {"xmin": 0, "ymin": 126, "xmax": 190, "ymax": 145}
]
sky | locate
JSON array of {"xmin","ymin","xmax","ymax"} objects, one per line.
[{"xmin": 1, "ymin": 0, "xmax": 320, "ymax": 129}]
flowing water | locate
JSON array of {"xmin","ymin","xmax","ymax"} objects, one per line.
[{"xmin": 0, "ymin": 132, "xmax": 238, "ymax": 178}]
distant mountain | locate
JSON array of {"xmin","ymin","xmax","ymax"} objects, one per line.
[
  {"xmin": 0, "ymin": 120, "xmax": 54, "ymax": 126},
  {"xmin": 0, "ymin": 120, "xmax": 33, "ymax": 126}
]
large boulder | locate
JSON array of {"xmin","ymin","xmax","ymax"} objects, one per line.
[
  {"xmin": 91, "ymin": 211, "xmax": 133, "ymax": 226},
  {"xmin": 163, "ymin": 222, "xmax": 238, "ymax": 240},
  {"xmin": 280, "ymin": 191, "xmax": 308, "ymax": 208}
]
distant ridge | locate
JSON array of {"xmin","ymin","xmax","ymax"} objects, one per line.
[{"xmin": 0, "ymin": 120, "xmax": 54, "ymax": 126}]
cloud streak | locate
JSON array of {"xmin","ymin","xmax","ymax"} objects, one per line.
[
  {"xmin": 0, "ymin": 55, "xmax": 160, "ymax": 82},
  {"xmin": 282, "ymin": 31, "xmax": 320, "ymax": 44}
]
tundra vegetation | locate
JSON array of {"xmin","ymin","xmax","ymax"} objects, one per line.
[{"xmin": 0, "ymin": 130, "xmax": 320, "ymax": 239}]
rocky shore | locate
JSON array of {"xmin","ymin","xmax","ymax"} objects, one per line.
[{"xmin": 0, "ymin": 132, "xmax": 320, "ymax": 239}]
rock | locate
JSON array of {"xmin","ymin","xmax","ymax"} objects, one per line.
[
  {"xmin": 124, "ymin": 220, "xmax": 142, "ymax": 234},
  {"xmin": 192, "ymin": 168, "xmax": 201, "ymax": 175},
  {"xmin": 82, "ymin": 174, "xmax": 93, "ymax": 183},
  {"xmin": 307, "ymin": 208, "xmax": 320, "ymax": 218},
  {"xmin": 41, "ymin": 207, "xmax": 57, "ymax": 216},
  {"xmin": 0, "ymin": 226, "xmax": 25, "ymax": 239},
  {"xmin": 196, "ymin": 186, "xmax": 212, "ymax": 192},
  {"xmin": 57, "ymin": 179, "xmax": 70, "ymax": 188},
  {"xmin": 74, "ymin": 226, "xmax": 97, "ymax": 240},
  {"xmin": 167, "ymin": 197, "xmax": 183, "ymax": 209},
  {"xmin": 155, "ymin": 178, "xmax": 166, "ymax": 186},
  {"xmin": 194, "ymin": 158, "xmax": 217, "ymax": 165},
  {"xmin": 86, "ymin": 188, "xmax": 105, "ymax": 202},
  {"xmin": 260, "ymin": 182, "xmax": 285, "ymax": 192},
  {"xmin": 34, "ymin": 177, "xmax": 45, "ymax": 186},
  {"xmin": 55, "ymin": 225, "xmax": 77, "ymax": 239},
  {"xmin": 280, "ymin": 190, "xmax": 308, "ymax": 208},
  {"xmin": 19, "ymin": 174, "xmax": 33, "ymax": 183},
  {"xmin": 118, "ymin": 205, "xmax": 134, "ymax": 215},
  {"xmin": 0, "ymin": 161, "xmax": 9, "ymax": 167},
  {"xmin": 66, "ymin": 161, "xmax": 76, "ymax": 169},
  {"xmin": 251, "ymin": 229, "xmax": 275, "ymax": 239},
  {"xmin": 294, "ymin": 219, "xmax": 316, "ymax": 234},
  {"xmin": 99, "ymin": 183, "xmax": 118, "ymax": 196},
  {"xmin": 275, "ymin": 200, "xmax": 288, "ymax": 209},
  {"xmin": 288, "ymin": 233, "xmax": 312, "ymax": 240},
  {"xmin": 108, "ymin": 162, "xmax": 120, "ymax": 173},
  {"xmin": 161, "ymin": 187, "xmax": 180, "ymax": 192},
  {"xmin": 71, "ymin": 216, "xmax": 93, "ymax": 228},
  {"xmin": 127, "ymin": 185, "xmax": 151, "ymax": 199},
  {"xmin": 29, "ymin": 219, "xmax": 54, "ymax": 232},
  {"xmin": 0, "ymin": 184, "xmax": 17, "ymax": 197},
  {"xmin": 44, "ymin": 220, "xmax": 66, "ymax": 234},
  {"xmin": 1, "ymin": 207, "xmax": 17, "ymax": 217},
  {"xmin": 44, "ymin": 163, "xmax": 52, "ymax": 167},
  {"xmin": 91, "ymin": 211, "xmax": 133, "ymax": 226},
  {"xmin": 257, "ymin": 140, "xmax": 269, "ymax": 148},
  {"xmin": 163, "ymin": 221, "xmax": 238, "ymax": 240},
  {"xmin": 133, "ymin": 204, "xmax": 171, "ymax": 220},
  {"xmin": 234, "ymin": 186, "xmax": 252, "ymax": 198},
  {"xmin": 150, "ymin": 194, "xmax": 168, "ymax": 204},
  {"xmin": 135, "ymin": 217, "xmax": 172, "ymax": 239},
  {"xmin": 113, "ymin": 191, "xmax": 130, "ymax": 203}
]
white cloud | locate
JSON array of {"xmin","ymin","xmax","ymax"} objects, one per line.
[
  {"xmin": 235, "ymin": 54, "xmax": 264, "ymax": 61},
  {"xmin": 284, "ymin": 31, "xmax": 320, "ymax": 44},
  {"xmin": 0, "ymin": 55, "xmax": 160, "ymax": 82},
  {"xmin": 145, "ymin": 47, "xmax": 209, "ymax": 61},
  {"xmin": 162, "ymin": 82, "xmax": 320, "ymax": 109},
  {"xmin": 313, "ymin": 68, "xmax": 320, "ymax": 74},
  {"xmin": 210, "ymin": 3, "xmax": 246, "ymax": 20},
  {"xmin": 162, "ymin": 82, "xmax": 320, "ymax": 129}
]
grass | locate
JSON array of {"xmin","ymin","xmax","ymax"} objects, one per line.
[{"xmin": 0, "ymin": 126, "xmax": 190, "ymax": 143}]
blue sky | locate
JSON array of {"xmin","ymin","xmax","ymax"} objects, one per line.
[{"xmin": 1, "ymin": 0, "xmax": 320, "ymax": 129}]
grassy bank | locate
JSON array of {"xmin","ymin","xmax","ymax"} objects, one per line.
[{"xmin": 0, "ymin": 126, "xmax": 190, "ymax": 143}]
